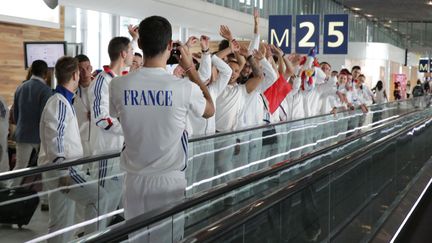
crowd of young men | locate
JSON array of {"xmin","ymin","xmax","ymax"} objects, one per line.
[{"xmin": 3, "ymin": 11, "xmax": 387, "ymax": 242}]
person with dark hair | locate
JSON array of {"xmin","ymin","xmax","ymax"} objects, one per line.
[
  {"xmin": 351, "ymin": 65, "xmax": 361, "ymax": 83},
  {"xmin": 110, "ymin": 15, "xmax": 214, "ymax": 242},
  {"xmin": 88, "ymin": 36, "xmax": 133, "ymax": 222},
  {"xmin": 318, "ymin": 61, "xmax": 338, "ymax": 114},
  {"xmin": 394, "ymin": 82, "xmax": 402, "ymax": 100},
  {"xmin": 130, "ymin": 52, "xmax": 143, "ymax": 72},
  {"xmin": 357, "ymin": 74, "xmax": 375, "ymax": 105},
  {"xmin": 412, "ymin": 79, "xmax": 424, "ymax": 97},
  {"xmin": 320, "ymin": 62, "xmax": 331, "ymax": 77},
  {"xmin": 11, "ymin": 59, "xmax": 52, "ymax": 185},
  {"xmin": 331, "ymin": 70, "xmax": 338, "ymax": 77},
  {"xmin": 39, "ymin": 56, "xmax": 105, "ymax": 243},
  {"xmin": 372, "ymin": 80, "xmax": 388, "ymax": 104},
  {"xmin": 74, "ymin": 54, "xmax": 93, "ymax": 157}
]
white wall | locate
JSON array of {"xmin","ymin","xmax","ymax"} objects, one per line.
[
  {"xmin": 319, "ymin": 42, "xmax": 421, "ymax": 90},
  {"xmin": 60, "ymin": 0, "xmax": 267, "ymax": 39},
  {"xmin": 61, "ymin": 0, "xmax": 422, "ymax": 89}
]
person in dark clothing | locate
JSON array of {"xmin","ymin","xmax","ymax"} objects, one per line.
[
  {"xmin": 11, "ymin": 60, "xmax": 53, "ymax": 182},
  {"xmin": 412, "ymin": 80, "xmax": 425, "ymax": 97}
]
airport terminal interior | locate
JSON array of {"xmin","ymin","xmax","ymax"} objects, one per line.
[{"xmin": 2, "ymin": 0, "xmax": 432, "ymax": 242}]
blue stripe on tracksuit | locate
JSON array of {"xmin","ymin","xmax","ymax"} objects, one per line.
[
  {"xmin": 99, "ymin": 159, "xmax": 107, "ymax": 187},
  {"xmin": 181, "ymin": 131, "xmax": 188, "ymax": 171},
  {"xmin": 93, "ymin": 75, "xmax": 104, "ymax": 118},
  {"xmin": 56, "ymin": 101, "xmax": 67, "ymax": 154},
  {"xmin": 69, "ymin": 167, "xmax": 87, "ymax": 186}
]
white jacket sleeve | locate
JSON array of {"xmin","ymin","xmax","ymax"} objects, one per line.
[
  {"xmin": 291, "ymin": 77, "xmax": 302, "ymax": 95},
  {"xmin": 131, "ymin": 39, "xmax": 143, "ymax": 56},
  {"xmin": 328, "ymin": 94, "xmax": 339, "ymax": 109},
  {"xmin": 208, "ymin": 55, "xmax": 232, "ymax": 98},
  {"xmin": 248, "ymin": 33, "xmax": 260, "ymax": 52},
  {"xmin": 40, "ymin": 99, "xmax": 69, "ymax": 176},
  {"xmin": 258, "ymin": 58, "xmax": 278, "ymax": 92},
  {"xmin": 198, "ymin": 53, "xmax": 212, "ymax": 82},
  {"xmin": 92, "ymin": 75, "xmax": 123, "ymax": 135}
]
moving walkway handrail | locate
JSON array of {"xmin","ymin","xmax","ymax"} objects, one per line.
[
  {"xmin": 82, "ymin": 109, "xmax": 424, "ymax": 243},
  {"xmin": 183, "ymin": 115, "xmax": 432, "ymax": 242},
  {"xmin": 0, "ymin": 99, "xmax": 409, "ymax": 181},
  {"xmin": 188, "ymin": 97, "xmax": 409, "ymax": 141}
]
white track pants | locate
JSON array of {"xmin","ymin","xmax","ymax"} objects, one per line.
[{"xmin": 124, "ymin": 171, "xmax": 186, "ymax": 243}]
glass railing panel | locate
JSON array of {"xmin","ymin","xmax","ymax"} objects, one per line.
[
  {"xmin": 0, "ymin": 159, "xmax": 125, "ymax": 243},
  {"xmin": 185, "ymin": 99, "xmax": 422, "ymax": 196},
  {"xmin": 183, "ymin": 109, "xmax": 432, "ymax": 241},
  {"xmin": 189, "ymin": 108, "xmax": 432, "ymax": 243},
  {"xmin": 1, "ymin": 97, "xmax": 429, "ymax": 242}
]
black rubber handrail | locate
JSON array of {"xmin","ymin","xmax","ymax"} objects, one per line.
[
  {"xmin": 0, "ymin": 100, "xmax": 409, "ymax": 181},
  {"xmin": 183, "ymin": 115, "xmax": 432, "ymax": 243},
  {"xmin": 82, "ymin": 109, "xmax": 425, "ymax": 243}
]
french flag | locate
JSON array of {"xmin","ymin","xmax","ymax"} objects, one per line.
[{"xmin": 263, "ymin": 74, "xmax": 292, "ymax": 114}]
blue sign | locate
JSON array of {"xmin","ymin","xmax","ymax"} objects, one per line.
[
  {"xmin": 323, "ymin": 14, "xmax": 348, "ymax": 54},
  {"xmin": 268, "ymin": 15, "xmax": 292, "ymax": 54},
  {"xmin": 295, "ymin": 15, "xmax": 320, "ymax": 54},
  {"xmin": 419, "ymin": 59, "xmax": 432, "ymax": 72}
]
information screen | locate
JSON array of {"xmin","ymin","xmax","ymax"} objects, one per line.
[{"xmin": 24, "ymin": 42, "xmax": 66, "ymax": 68}]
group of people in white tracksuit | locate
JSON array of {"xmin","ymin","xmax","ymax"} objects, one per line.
[
  {"xmin": 34, "ymin": 11, "xmax": 381, "ymax": 242},
  {"xmin": 38, "ymin": 37, "xmax": 133, "ymax": 242}
]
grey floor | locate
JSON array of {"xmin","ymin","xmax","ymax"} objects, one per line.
[{"xmin": 0, "ymin": 204, "xmax": 49, "ymax": 243}]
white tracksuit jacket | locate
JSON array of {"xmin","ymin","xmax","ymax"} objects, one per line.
[
  {"xmin": 187, "ymin": 55, "xmax": 232, "ymax": 136},
  {"xmin": 38, "ymin": 93, "xmax": 84, "ymax": 178},
  {"xmin": 89, "ymin": 70, "xmax": 124, "ymax": 154},
  {"xmin": 74, "ymin": 85, "xmax": 91, "ymax": 156}
]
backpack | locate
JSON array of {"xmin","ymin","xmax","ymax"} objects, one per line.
[{"xmin": 413, "ymin": 86, "xmax": 424, "ymax": 97}]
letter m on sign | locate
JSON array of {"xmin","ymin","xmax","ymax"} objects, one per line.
[
  {"xmin": 419, "ymin": 59, "xmax": 429, "ymax": 73},
  {"xmin": 268, "ymin": 15, "xmax": 292, "ymax": 54}
]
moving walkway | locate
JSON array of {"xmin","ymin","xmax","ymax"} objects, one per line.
[{"xmin": 0, "ymin": 97, "xmax": 430, "ymax": 242}]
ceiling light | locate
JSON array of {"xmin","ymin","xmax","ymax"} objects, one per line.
[
  {"xmin": 428, "ymin": 1, "xmax": 432, "ymax": 5},
  {"xmin": 365, "ymin": 14, "xmax": 373, "ymax": 18},
  {"xmin": 352, "ymin": 7, "xmax": 361, "ymax": 11}
]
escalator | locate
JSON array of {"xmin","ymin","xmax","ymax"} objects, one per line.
[{"xmin": 0, "ymin": 97, "xmax": 430, "ymax": 242}]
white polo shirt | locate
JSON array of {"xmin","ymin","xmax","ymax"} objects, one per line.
[{"xmin": 109, "ymin": 67, "xmax": 206, "ymax": 175}]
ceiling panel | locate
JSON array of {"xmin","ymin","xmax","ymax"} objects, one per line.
[{"xmin": 337, "ymin": 0, "xmax": 432, "ymax": 22}]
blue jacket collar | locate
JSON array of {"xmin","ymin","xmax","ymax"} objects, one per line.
[{"xmin": 55, "ymin": 85, "xmax": 75, "ymax": 105}]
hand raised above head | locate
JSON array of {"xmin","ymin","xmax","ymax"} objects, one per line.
[
  {"xmin": 219, "ymin": 25, "xmax": 233, "ymax": 41},
  {"xmin": 288, "ymin": 53, "xmax": 303, "ymax": 65},
  {"xmin": 186, "ymin": 36, "xmax": 198, "ymax": 48},
  {"xmin": 253, "ymin": 8, "xmax": 260, "ymax": 21},
  {"xmin": 253, "ymin": 49, "xmax": 264, "ymax": 61},
  {"xmin": 270, "ymin": 44, "xmax": 284, "ymax": 57},
  {"xmin": 177, "ymin": 44, "xmax": 195, "ymax": 71},
  {"xmin": 200, "ymin": 35, "xmax": 210, "ymax": 51},
  {"xmin": 128, "ymin": 24, "xmax": 139, "ymax": 40},
  {"xmin": 239, "ymin": 44, "xmax": 251, "ymax": 57},
  {"xmin": 230, "ymin": 39, "xmax": 240, "ymax": 53}
]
